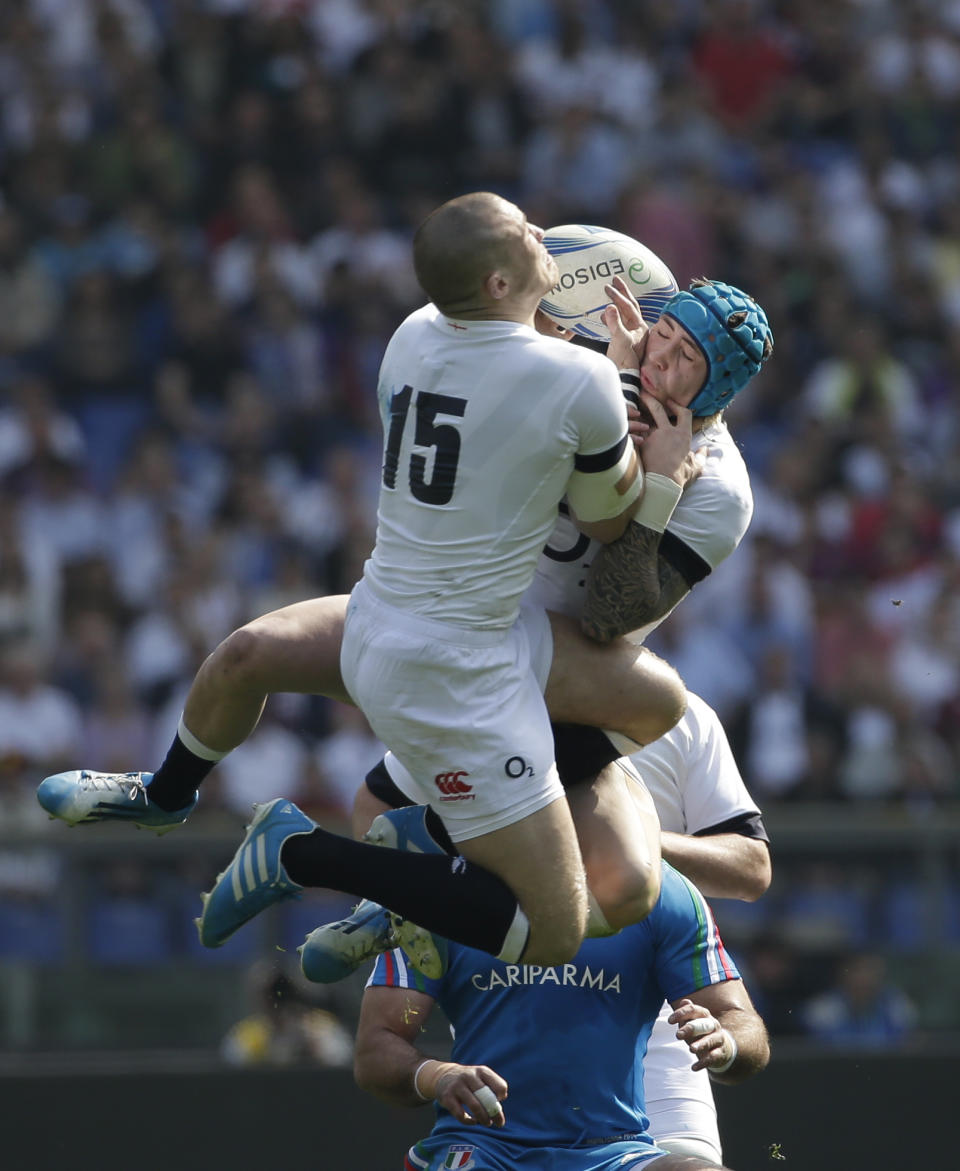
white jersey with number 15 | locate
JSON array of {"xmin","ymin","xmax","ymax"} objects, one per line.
[{"xmin": 364, "ymin": 302, "xmax": 634, "ymax": 631}]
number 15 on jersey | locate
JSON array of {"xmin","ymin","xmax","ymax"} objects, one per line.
[{"xmin": 382, "ymin": 384, "xmax": 468, "ymax": 506}]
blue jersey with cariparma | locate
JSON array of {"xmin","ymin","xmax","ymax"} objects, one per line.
[{"xmin": 369, "ymin": 862, "xmax": 739, "ymax": 1150}]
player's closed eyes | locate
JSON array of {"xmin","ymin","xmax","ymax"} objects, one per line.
[{"xmin": 655, "ymin": 328, "xmax": 697, "ymax": 364}]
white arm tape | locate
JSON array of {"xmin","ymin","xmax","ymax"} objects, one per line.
[
  {"xmin": 709, "ymin": 1029, "xmax": 738, "ymax": 1076},
  {"xmin": 413, "ymin": 1059, "xmax": 436, "ymax": 1100},
  {"xmin": 566, "ymin": 444, "xmax": 641, "ymax": 523},
  {"xmin": 630, "ymin": 472, "xmax": 682, "ymax": 534}
]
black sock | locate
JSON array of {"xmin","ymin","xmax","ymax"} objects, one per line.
[
  {"xmin": 281, "ymin": 829, "xmax": 527, "ymax": 960},
  {"xmin": 147, "ymin": 734, "xmax": 218, "ymax": 812}
]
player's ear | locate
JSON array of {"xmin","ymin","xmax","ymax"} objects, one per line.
[{"xmin": 484, "ymin": 270, "xmax": 510, "ymax": 301}]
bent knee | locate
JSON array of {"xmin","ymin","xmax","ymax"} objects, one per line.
[
  {"xmin": 207, "ymin": 623, "xmax": 272, "ymax": 686},
  {"xmin": 521, "ymin": 893, "xmax": 587, "ymax": 964},
  {"xmin": 635, "ymin": 659, "xmax": 687, "ymax": 744},
  {"xmin": 589, "ymin": 859, "xmax": 661, "ymax": 929},
  {"xmin": 522, "ymin": 921, "xmax": 585, "ymax": 967}
]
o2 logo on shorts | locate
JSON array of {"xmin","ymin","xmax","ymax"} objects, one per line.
[
  {"xmin": 435, "ymin": 770, "xmax": 474, "ymax": 801},
  {"xmin": 504, "ymin": 756, "xmax": 534, "ymax": 779}
]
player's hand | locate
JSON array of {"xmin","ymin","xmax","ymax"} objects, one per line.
[
  {"xmin": 534, "ymin": 308, "xmax": 574, "ymax": 342},
  {"xmin": 636, "ymin": 391, "xmax": 694, "ymax": 481},
  {"xmin": 626, "ymin": 403, "xmax": 651, "ymax": 451},
  {"xmin": 433, "ymin": 1064, "xmax": 508, "ymax": 1127},
  {"xmin": 675, "ymin": 448, "xmax": 706, "ymax": 489},
  {"xmin": 669, "ymin": 999, "xmax": 732, "ymax": 1072},
  {"xmin": 603, "ymin": 276, "xmax": 649, "ymax": 371}
]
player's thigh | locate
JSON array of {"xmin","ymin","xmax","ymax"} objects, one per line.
[
  {"xmin": 343, "ymin": 585, "xmax": 560, "ymax": 842},
  {"xmin": 544, "ymin": 612, "xmax": 686, "ymax": 746},
  {"xmin": 233, "ymin": 595, "xmax": 352, "ymax": 701},
  {"xmin": 566, "ymin": 760, "xmax": 661, "ymax": 927},
  {"xmin": 457, "ymin": 795, "xmax": 587, "ymax": 963},
  {"xmin": 645, "ymin": 1095, "xmax": 723, "ymax": 1167},
  {"xmin": 406, "ymin": 1135, "xmax": 515, "ymax": 1170},
  {"xmin": 652, "ymin": 1139, "xmax": 724, "ymax": 1166},
  {"xmin": 343, "ymin": 586, "xmax": 586, "ymax": 959},
  {"xmin": 514, "ymin": 1142, "xmax": 670, "ymax": 1170}
]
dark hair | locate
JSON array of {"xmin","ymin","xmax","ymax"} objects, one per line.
[{"xmin": 413, "ymin": 192, "xmax": 515, "ymax": 313}]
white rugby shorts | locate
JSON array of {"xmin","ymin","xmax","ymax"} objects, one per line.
[{"xmin": 341, "ymin": 579, "xmax": 562, "ymax": 842}]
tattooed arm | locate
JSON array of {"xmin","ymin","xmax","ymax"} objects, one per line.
[{"xmin": 581, "ymin": 522, "xmax": 692, "ymax": 643}]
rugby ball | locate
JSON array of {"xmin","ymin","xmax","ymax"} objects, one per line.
[{"xmin": 540, "ymin": 224, "xmax": 679, "ymax": 341}]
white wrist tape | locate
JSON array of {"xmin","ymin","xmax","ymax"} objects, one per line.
[
  {"xmin": 710, "ymin": 1029, "xmax": 738, "ymax": 1075},
  {"xmin": 413, "ymin": 1059, "xmax": 436, "ymax": 1101},
  {"xmin": 631, "ymin": 472, "xmax": 682, "ymax": 534}
]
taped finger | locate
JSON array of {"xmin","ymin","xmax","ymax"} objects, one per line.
[
  {"xmin": 475, "ymin": 1086, "xmax": 502, "ymax": 1119},
  {"xmin": 687, "ymin": 1016, "xmax": 717, "ymax": 1038}
]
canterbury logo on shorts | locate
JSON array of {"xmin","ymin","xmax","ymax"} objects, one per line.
[{"xmin": 434, "ymin": 771, "xmax": 474, "ymax": 800}]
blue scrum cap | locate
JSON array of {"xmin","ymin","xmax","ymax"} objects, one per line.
[{"xmin": 662, "ymin": 280, "xmax": 773, "ymax": 417}]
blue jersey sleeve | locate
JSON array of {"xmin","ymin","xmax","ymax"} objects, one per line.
[
  {"xmin": 651, "ymin": 863, "xmax": 740, "ymax": 1003},
  {"xmin": 367, "ymin": 946, "xmax": 444, "ymax": 997}
]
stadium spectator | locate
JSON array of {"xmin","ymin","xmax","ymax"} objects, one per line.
[
  {"xmin": 726, "ymin": 643, "xmax": 846, "ymax": 802},
  {"xmin": 801, "ymin": 950, "xmax": 917, "ymax": 1049},
  {"xmin": 0, "ymin": 206, "xmax": 61, "ymax": 360},
  {"xmin": 0, "ymin": 488, "xmax": 61, "ymax": 653},
  {"xmin": 690, "ymin": 0, "xmax": 795, "ymax": 130},
  {"xmin": 221, "ymin": 960, "xmax": 353, "ymax": 1069},
  {"xmin": 0, "ymin": 639, "xmax": 82, "ymax": 785}
]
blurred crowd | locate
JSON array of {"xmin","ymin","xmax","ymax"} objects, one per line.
[{"xmin": 0, "ymin": 0, "xmax": 958, "ymax": 1044}]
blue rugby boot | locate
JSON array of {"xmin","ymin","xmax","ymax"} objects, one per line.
[
  {"xmin": 298, "ymin": 900, "xmax": 398, "ymax": 983},
  {"xmin": 364, "ymin": 806, "xmax": 449, "ymax": 977},
  {"xmin": 196, "ymin": 797, "xmax": 315, "ymax": 948},
  {"xmin": 299, "ymin": 901, "xmax": 447, "ymax": 983},
  {"xmin": 298, "ymin": 804, "xmax": 449, "ymax": 983},
  {"xmin": 363, "ymin": 804, "xmax": 448, "ymax": 855},
  {"xmin": 37, "ymin": 771, "xmax": 197, "ymax": 835}
]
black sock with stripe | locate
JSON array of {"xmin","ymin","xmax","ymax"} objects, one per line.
[
  {"xmin": 148, "ymin": 734, "xmax": 217, "ymax": 811},
  {"xmin": 281, "ymin": 828, "xmax": 527, "ymax": 961}
]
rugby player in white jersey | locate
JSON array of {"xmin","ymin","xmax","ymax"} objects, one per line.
[
  {"xmin": 41, "ymin": 192, "xmax": 688, "ymax": 970},
  {"xmin": 38, "ymin": 221, "xmax": 773, "ymax": 991},
  {"xmin": 626, "ymin": 691, "xmax": 770, "ymax": 1164},
  {"xmin": 316, "ymin": 278, "xmax": 774, "ymax": 1162}
]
